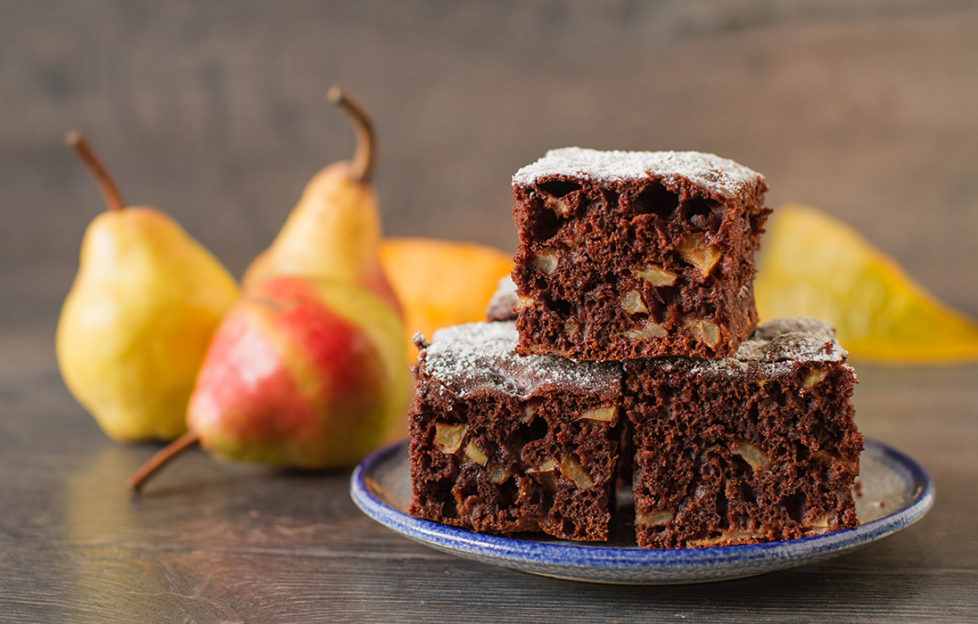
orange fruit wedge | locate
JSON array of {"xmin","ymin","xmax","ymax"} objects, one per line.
[
  {"xmin": 755, "ymin": 204, "xmax": 978, "ymax": 363},
  {"xmin": 379, "ymin": 237, "xmax": 513, "ymax": 366}
]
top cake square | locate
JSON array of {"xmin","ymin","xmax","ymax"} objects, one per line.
[{"xmin": 512, "ymin": 147, "xmax": 770, "ymax": 361}]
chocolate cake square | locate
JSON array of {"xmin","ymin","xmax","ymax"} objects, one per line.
[
  {"xmin": 408, "ymin": 321, "xmax": 624, "ymax": 541},
  {"xmin": 625, "ymin": 318, "xmax": 862, "ymax": 548},
  {"xmin": 512, "ymin": 148, "xmax": 770, "ymax": 361}
]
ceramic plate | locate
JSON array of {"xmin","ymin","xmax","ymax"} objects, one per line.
[{"xmin": 350, "ymin": 438, "xmax": 934, "ymax": 584}]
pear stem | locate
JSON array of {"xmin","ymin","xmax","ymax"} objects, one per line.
[
  {"xmin": 127, "ymin": 430, "xmax": 200, "ymax": 495},
  {"xmin": 65, "ymin": 130, "xmax": 127, "ymax": 212},
  {"xmin": 327, "ymin": 86, "xmax": 375, "ymax": 185}
]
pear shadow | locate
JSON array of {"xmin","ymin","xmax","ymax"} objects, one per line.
[
  {"xmin": 129, "ymin": 460, "xmax": 356, "ymax": 502},
  {"xmin": 278, "ymin": 465, "xmax": 352, "ymax": 478},
  {"xmin": 129, "ymin": 470, "xmax": 272, "ymax": 500}
]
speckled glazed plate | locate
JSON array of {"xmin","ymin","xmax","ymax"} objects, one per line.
[{"xmin": 350, "ymin": 438, "xmax": 933, "ymax": 584}]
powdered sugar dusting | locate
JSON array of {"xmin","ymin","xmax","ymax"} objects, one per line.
[
  {"xmin": 420, "ymin": 321, "xmax": 620, "ymax": 398},
  {"xmin": 420, "ymin": 318, "xmax": 845, "ymax": 397},
  {"xmin": 512, "ymin": 147, "xmax": 764, "ymax": 199},
  {"xmin": 737, "ymin": 317, "xmax": 845, "ymax": 362},
  {"xmin": 688, "ymin": 317, "xmax": 847, "ymax": 376}
]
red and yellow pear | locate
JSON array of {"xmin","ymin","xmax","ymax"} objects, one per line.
[
  {"xmin": 243, "ymin": 87, "xmax": 401, "ymax": 316},
  {"xmin": 127, "ymin": 275, "xmax": 409, "ymax": 493}
]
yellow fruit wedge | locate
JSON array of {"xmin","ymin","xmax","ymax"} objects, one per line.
[
  {"xmin": 755, "ymin": 204, "xmax": 978, "ymax": 363},
  {"xmin": 379, "ymin": 237, "xmax": 513, "ymax": 366}
]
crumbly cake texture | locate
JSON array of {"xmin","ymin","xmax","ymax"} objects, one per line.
[
  {"xmin": 408, "ymin": 322, "xmax": 624, "ymax": 541},
  {"xmin": 512, "ymin": 147, "xmax": 771, "ymax": 361},
  {"xmin": 626, "ymin": 317, "xmax": 862, "ymax": 548},
  {"xmin": 408, "ymin": 318, "xmax": 861, "ymax": 548}
]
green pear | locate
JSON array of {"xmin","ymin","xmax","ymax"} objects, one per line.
[
  {"xmin": 57, "ymin": 132, "xmax": 239, "ymax": 442},
  {"xmin": 242, "ymin": 87, "xmax": 402, "ymax": 317}
]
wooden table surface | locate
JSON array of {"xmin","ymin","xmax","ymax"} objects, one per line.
[{"xmin": 2, "ymin": 2, "xmax": 976, "ymax": 622}]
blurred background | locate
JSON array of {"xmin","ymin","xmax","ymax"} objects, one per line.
[{"xmin": 2, "ymin": 0, "xmax": 976, "ymax": 323}]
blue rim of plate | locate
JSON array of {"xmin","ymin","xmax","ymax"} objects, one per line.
[{"xmin": 350, "ymin": 438, "xmax": 934, "ymax": 581}]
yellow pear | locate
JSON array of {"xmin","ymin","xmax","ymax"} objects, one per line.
[
  {"xmin": 756, "ymin": 204, "xmax": 978, "ymax": 363},
  {"xmin": 243, "ymin": 87, "xmax": 401, "ymax": 316},
  {"xmin": 57, "ymin": 132, "xmax": 239, "ymax": 442}
]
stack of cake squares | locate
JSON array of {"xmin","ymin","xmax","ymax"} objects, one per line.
[{"xmin": 408, "ymin": 148, "xmax": 862, "ymax": 548}]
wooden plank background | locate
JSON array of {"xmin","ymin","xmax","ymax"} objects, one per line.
[{"xmin": 3, "ymin": 0, "xmax": 977, "ymax": 320}]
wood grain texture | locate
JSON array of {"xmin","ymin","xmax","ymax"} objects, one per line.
[
  {"xmin": 1, "ymin": 327, "xmax": 976, "ymax": 623},
  {"xmin": 1, "ymin": 1, "xmax": 976, "ymax": 622},
  {"xmin": 2, "ymin": 0, "xmax": 977, "ymax": 321}
]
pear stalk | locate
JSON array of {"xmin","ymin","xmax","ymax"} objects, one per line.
[
  {"xmin": 327, "ymin": 87, "xmax": 375, "ymax": 185},
  {"xmin": 127, "ymin": 430, "xmax": 200, "ymax": 495},
  {"xmin": 65, "ymin": 131, "xmax": 126, "ymax": 212}
]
